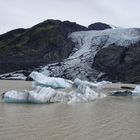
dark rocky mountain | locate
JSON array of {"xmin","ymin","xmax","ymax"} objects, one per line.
[
  {"xmin": 0, "ymin": 28, "xmax": 26, "ymax": 42},
  {"xmin": 0, "ymin": 19, "xmax": 87, "ymax": 74},
  {"xmin": 88, "ymin": 22, "xmax": 112, "ymax": 30},
  {"xmin": 93, "ymin": 41, "xmax": 140, "ymax": 83}
]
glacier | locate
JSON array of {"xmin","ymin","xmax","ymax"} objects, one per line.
[
  {"xmin": 1, "ymin": 28, "xmax": 140, "ymax": 81},
  {"xmin": 40, "ymin": 28, "xmax": 140, "ymax": 81}
]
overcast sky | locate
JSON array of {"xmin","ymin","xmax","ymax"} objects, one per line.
[{"xmin": 0, "ymin": 0, "xmax": 140, "ymax": 34}]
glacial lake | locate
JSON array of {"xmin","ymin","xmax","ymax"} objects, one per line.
[{"xmin": 0, "ymin": 96, "xmax": 140, "ymax": 140}]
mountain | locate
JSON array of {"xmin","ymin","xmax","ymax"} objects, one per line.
[
  {"xmin": 88, "ymin": 22, "xmax": 112, "ymax": 30},
  {"xmin": 0, "ymin": 19, "xmax": 87, "ymax": 74},
  {"xmin": 1, "ymin": 19, "xmax": 140, "ymax": 83},
  {"xmin": 94, "ymin": 38, "xmax": 140, "ymax": 83}
]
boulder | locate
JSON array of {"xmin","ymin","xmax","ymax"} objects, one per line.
[{"xmin": 110, "ymin": 90, "xmax": 133, "ymax": 96}]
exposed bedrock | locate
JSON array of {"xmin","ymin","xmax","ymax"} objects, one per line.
[
  {"xmin": 0, "ymin": 19, "xmax": 87, "ymax": 74},
  {"xmin": 88, "ymin": 22, "xmax": 112, "ymax": 30},
  {"xmin": 93, "ymin": 41, "xmax": 140, "ymax": 83}
]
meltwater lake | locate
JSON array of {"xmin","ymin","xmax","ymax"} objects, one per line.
[{"xmin": 0, "ymin": 96, "xmax": 140, "ymax": 140}]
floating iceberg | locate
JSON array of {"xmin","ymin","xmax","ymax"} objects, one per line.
[
  {"xmin": 28, "ymin": 87, "xmax": 56, "ymax": 103},
  {"xmin": 30, "ymin": 72, "xmax": 73, "ymax": 89},
  {"xmin": 2, "ymin": 72, "xmax": 109, "ymax": 104},
  {"xmin": 3, "ymin": 90, "xmax": 28, "ymax": 103},
  {"xmin": 68, "ymin": 86, "xmax": 106, "ymax": 104},
  {"xmin": 74, "ymin": 78, "xmax": 111, "ymax": 89},
  {"xmin": 132, "ymin": 85, "xmax": 140, "ymax": 96}
]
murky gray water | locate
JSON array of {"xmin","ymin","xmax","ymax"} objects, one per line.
[{"xmin": 0, "ymin": 96, "xmax": 140, "ymax": 140}]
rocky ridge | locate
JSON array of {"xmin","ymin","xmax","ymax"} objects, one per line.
[{"xmin": 0, "ymin": 19, "xmax": 87, "ymax": 74}]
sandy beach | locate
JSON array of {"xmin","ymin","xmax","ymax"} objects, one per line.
[{"xmin": 0, "ymin": 80, "xmax": 136, "ymax": 95}]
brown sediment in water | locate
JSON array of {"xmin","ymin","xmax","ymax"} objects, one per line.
[
  {"xmin": 0, "ymin": 80, "xmax": 32, "ymax": 94},
  {"xmin": 0, "ymin": 80, "xmax": 139, "ymax": 140},
  {"xmin": 101, "ymin": 83, "xmax": 136, "ymax": 94}
]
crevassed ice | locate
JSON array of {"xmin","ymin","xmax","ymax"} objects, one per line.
[{"xmin": 40, "ymin": 28, "xmax": 140, "ymax": 81}]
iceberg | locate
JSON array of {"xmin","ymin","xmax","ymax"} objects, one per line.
[
  {"xmin": 2, "ymin": 72, "xmax": 109, "ymax": 104},
  {"xmin": 67, "ymin": 81, "xmax": 106, "ymax": 104},
  {"xmin": 3, "ymin": 90, "xmax": 28, "ymax": 103},
  {"xmin": 132, "ymin": 85, "xmax": 140, "ymax": 96},
  {"xmin": 28, "ymin": 87, "xmax": 56, "ymax": 104},
  {"xmin": 49, "ymin": 91, "xmax": 72, "ymax": 103},
  {"xmin": 3, "ymin": 86, "xmax": 106, "ymax": 104},
  {"xmin": 68, "ymin": 93, "xmax": 88, "ymax": 104},
  {"xmin": 30, "ymin": 72, "xmax": 73, "ymax": 89},
  {"xmin": 67, "ymin": 87, "xmax": 106, "ymax": 104},
  {"xmin": 74, "ymin": 78, "xmax": 111, "ymax": 89}
]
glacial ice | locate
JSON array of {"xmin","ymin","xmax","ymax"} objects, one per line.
[
  {"xmin": 2, "ymin": 28, "xmax": 140, "ymax": 81},
  {"xmin": 132, "ymin": 85, "xmax": 140, "ymax": 96},
  {"xmin": 3, "ymin": 90, "xmax": 28, "ymax": 103},
  {"xmin": 40, "ymin": 28, "xmax": 140, "ymax": 81},
  {"xmin": 4, "ymin": 73, "xmax": 139, "ymax": 104},
  {"xmin": 30, "ymin": 71, "xmax": 73, "ymax": 89},
  {"xmin": 28, "ymin": 87, "xmax": 56, "ymax": 103},
  {"xmin": 74, "ymin": 78, "xmax": 111, "ymax": 89},
  {"xmin": 3, "ymin": 73, "xmax": 108, "ymax": 104},
  {"xmin": 0, "ymin": 72, "xmax": 27, "ymax": 80}
]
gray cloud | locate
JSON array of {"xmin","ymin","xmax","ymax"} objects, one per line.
[{"xmin": 0, "ymin": 0, "xmax": 140, "ymax": 34}]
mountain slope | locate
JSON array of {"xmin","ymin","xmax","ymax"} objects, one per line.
[{"xmin": 0, "ymin": 19, "xmax": 87, "ymax": 74}]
